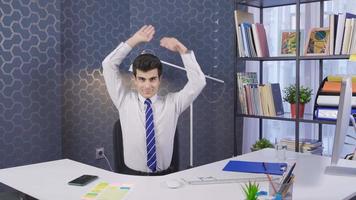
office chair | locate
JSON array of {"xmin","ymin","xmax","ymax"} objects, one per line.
[
  {"xmin": 0, "ymin": 191, "xmax": 37, "ymax": 200},
  {"xmin": 113, "ymin": 118, "xmax": 179, "ymax": 176}
]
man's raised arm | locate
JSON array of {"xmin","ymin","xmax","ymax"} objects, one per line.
[
  {"xmin": 102, "ymin": 25, "xmax": 155, "ymax": 109},
  {"xmin": 160, "ymin": 37, "xmax": 206, "ymax": 113}
]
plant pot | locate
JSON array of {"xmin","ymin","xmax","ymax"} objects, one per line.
[
  {"xmin": 250, "ymin": 147, "xmax": 259, "ymax": 152},
  {"xmin": 290, "ymin": 103, "xmax": 305, "ymax": 118}
]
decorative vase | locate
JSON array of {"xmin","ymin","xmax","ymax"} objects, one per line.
[{"xmin": 290, "ymin": 103, "xmax": 305, "ymax": 118}]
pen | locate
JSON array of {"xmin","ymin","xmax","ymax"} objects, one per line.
[
  {"xmin": 282, "ymin": 163, "xmax": 296, "ymax": 184},
  {"xmin": 279, "ymin": 167, "xmax": 288, "ymax": 184},
  {"xmin": 262, "ymin": 162, "xmax": 277, "ymax": 194},
  {"xmin": 278, "ymin": 162, "xmax": 296, "ymax": 194},
  {"xmin": 281, "ymin": 175, "xmax": 295, "ymax": 196}
]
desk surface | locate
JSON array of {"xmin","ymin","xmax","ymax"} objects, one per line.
[{"xmin": 0, "ymin": 149, "xmax": 356, "ymax": 200}]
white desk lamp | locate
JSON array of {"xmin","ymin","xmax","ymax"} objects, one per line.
[{"xmin": 160, "ymin": 60, "xmax": 224, "ymax": 167}]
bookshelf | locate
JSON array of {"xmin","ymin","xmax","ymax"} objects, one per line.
[
  {"xmin": 239, "ymin": 55, "xmax": 349, "ymax": 61},
  {"xmin": 235, "ymin": 0, "xmax": 330, "ymax": 8},
  {"xmin": 234, "ymin": 0, "xmax": 351, "ymax": 154}
]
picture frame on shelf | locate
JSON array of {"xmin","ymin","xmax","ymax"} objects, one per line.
[
  {"xmin": 278, "ymin": 30, "xmax": 304, "ymax": 56},
  {"xmin": 304, "ymin": 27, "xmax": 330, "ymax": 56}
]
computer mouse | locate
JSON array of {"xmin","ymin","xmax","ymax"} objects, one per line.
[{"xmin": 165, "ymin": 179, "xmax": 182, "ymax": 189}]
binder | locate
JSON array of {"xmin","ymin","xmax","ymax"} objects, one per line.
[
  {"xmin": 223, "ymin": 160, "xmax": 287, "ymax": 175},
  {"xmin": 271, "ymin": 83, "xmax": 284, "ymax": 116},
  {"xmin": 315, "ymin": 107, "xmax": 356, "ymax": 121}
]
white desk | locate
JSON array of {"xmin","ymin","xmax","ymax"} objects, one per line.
[{"xmin": 0, "ymin": 149, "xmax": 356, "ymax": 200}]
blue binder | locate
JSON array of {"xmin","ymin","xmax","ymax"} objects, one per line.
[{"xmin": 223, "ymin": 160, "xmax": 287, "ymax": 175}]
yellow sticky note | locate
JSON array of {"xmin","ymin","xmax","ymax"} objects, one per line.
[
  {"xmin": 82, "ymin": 182, "xmax": 132, "ymax": 200},
  {"xmin": 96, "ymin": 186, "xmax": 129, "ymax": 200},
  {"xmin": 350, "ymin": 54, "xmax": 356, "ymax": 61},
  {"xmin": 94, "ymin": 182, "xmax": 109, "ymax": 190}
]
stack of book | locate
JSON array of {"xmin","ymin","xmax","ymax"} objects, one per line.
[
  {"xmin": 280, "ymin": 138, "xmax": 323, "ymax": 155},
  {"xmin": 234, "ymin": 10, "xmax": 270, "ymax": 57},
  {"xmin": 237, "ymin": 72, "xmax": 284, "ymax": 116},
  {"xmin": 329, "ymin": 12, "xmax": 356, "ymax": 55},
  {"xmin": 314, "ymin": 75, "xmax": 356, "ymax": 121}
]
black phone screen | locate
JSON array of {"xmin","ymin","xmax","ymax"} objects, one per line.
[{"xmin": 68, "ymin": 175, "xmax": 98, "ymax": 186}]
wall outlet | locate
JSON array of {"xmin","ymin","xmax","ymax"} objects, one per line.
[{"xmin": 95, "ymin": 147, "xmax": 104, "ymax": 159}]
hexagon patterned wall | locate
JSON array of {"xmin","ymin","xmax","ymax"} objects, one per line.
[
  {"xmin": 0, "ymin": 0, "xmax": 62, "ymax": 168},
  {"xmin": 61, "ymin": 0, "xmax": 236, "ymax": 170},
  {"xmin": 60, "ymin": 0, "xmax": 131, "ymax": 169},
  {"xmin": 128, "ymin": 0, "xmax": 236, "ymax": 167},
  {"xmin": 1, "ymin": 0, "xmax": 237, "ymax": 173}
]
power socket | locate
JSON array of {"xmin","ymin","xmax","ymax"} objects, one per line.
[{"xmin": 95, "ymin": 147, "xmax": 104, "ymax": 159}]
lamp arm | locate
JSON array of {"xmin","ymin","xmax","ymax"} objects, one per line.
[
  {"xmin": 158, "ymin": 60, "xmax": 224, "ymax": 167},
  {"xmin": 161, "ymin": 60, "xmax": 225, "ymax": 83}
]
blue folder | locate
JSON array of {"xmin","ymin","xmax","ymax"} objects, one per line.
[{"xmin": 223, "ymin": 160, "xmax": 287, "ymax": 175}]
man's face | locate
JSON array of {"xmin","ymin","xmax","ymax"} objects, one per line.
[{"xmin": 133, "ymin": 69, "xmax": 161, "ymax": 99}]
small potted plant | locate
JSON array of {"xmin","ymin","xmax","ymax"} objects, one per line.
[
  {"xmin": 242, "ymin": 181, "xmax": 260, "ymax": 200},
  {"xmin": 251, "ymin": 138, "xmax": 274, "ymax": 152},
  {"xmin": 283, "ymin": 84, "xmax": 312, "ymax": 118}
]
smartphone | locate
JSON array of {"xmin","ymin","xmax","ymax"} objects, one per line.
[{"xmin": 68, "ymin": 175, "xmax": 98, "ymax": 186}]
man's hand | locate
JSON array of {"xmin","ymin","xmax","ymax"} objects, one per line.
[
  {"xmin": 126, "ymin": 25, "xmax": 155, "ymax": 48},
  {"xmin": 160, "ymin": 37, "xmax": 188, "ymax": 54}
]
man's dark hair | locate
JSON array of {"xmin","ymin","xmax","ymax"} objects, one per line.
[{"xmin": 132, "ymin": 53, "xmax": 162, "ymax": 77}]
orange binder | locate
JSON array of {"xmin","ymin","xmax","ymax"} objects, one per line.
[{"xmin": 322, "ymin": 81, "xmax": 356, "ymax": 93}]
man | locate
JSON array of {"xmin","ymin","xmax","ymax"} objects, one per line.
[{"xmin": 102, "ymin": 25, "xmax": 206, "ymax": 174}]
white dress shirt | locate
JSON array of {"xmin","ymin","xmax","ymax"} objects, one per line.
[{"xmin": 102, "ymin": 42, "xmax": 206, "ymax": 172}]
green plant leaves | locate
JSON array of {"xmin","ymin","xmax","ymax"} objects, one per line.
[
  {"xmin": 283, "ymin": 84, "xmax": 312, "ymax": 104},
  {"xmin": 251, "ymin": 138, "xmax": 274, "ymax": 151},
  {"xmin": 241, "ymin": 181, "xmax": 260, "ymax": 200}
]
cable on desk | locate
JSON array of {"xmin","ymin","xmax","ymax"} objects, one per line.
[{"xmin": 103, "ymin": 152, "xmax": 113, "ymax": 172}]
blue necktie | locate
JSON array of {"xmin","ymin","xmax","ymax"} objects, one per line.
[{"xmin": 144, "ymin": 99, "xmax": 157, "ymax": 172}]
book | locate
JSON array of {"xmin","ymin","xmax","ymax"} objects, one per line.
[
  {"xmin": 234, "ymin": 10, "xmax": 254, "ymax": 30},
  {"xmin": 280, "ymin": 30, "xmax": 300, "ymax": 56},
  {"xmin": 252, "ymin": 23, "xmax": 270, "ymax": 57},
  {"xmin": 350, "ymin": 19, "xmax": 356, "ymax": 54},
  {"xmin": 266, "ymin": 84, "xmax": 276, "ymax": 116},
  {"xmin": 304, "ymin": 28, "xmax": 330, "ymax": 55},
  {"xmin": 248, "ymin": 26, "xmax": 258, "ymax": 57},
  {"xmin": 329, "ymin": 14, "xmax": 338, "ymax": 55},
  {"xmin": 253, "ymin": 84, "xmax": 263, "ymax": 115},
  {"xmin": 237, "ymin": 72, "xmax": 258, "ymax": 114},
  {"xmin": 280, "ymin": 137, "xmax": 321, "ymax": 145},
  {"xmin": 245, "ymin": 85, "xmax": 253, "ymax": 114},
  {"xmin": 237, "ymin": 26, "xmax": 245, "ymax": 57},
  {"xmin": 341, "ymin": 18, "xmax": 353, "ymax": 55},
  {"xmin": 271, "ymin": 83, "xmax": 284, "ymax": 115},
  {"xmin": 223, "ymin": 160, "xmax": 287, "ymax": 175},
  {"xmin": 259, "ymin": 84, "xmax": 269, "ymax": 116},
  {"xmin": 280, "ymin": 138, "xmax": 323, "ymax": 154},
  {"xmin": 241, "ymin": 23, "xmax": 253, "ymax": 57},
  {"xmin": 317, "ymin": 95, "xmax": 356, "ymax": 107},
  {"xmin": 249, "ymin": 84, "xmax": 259, "ymax": 115},
  {"xmin": 301, "ymin": 146, "xmax": 323, "ymax": 155},
  {"xmin": 347, "ymin": 18, "xmax": 355, "ymax": 53},
  {"xmin": 334, "ymin": 12, "xmax": 346, "ymax": 54},
  {"xmin": 334, "ymin": 12, "xmax": 356, "ymax": 55},
  {"xmin": 234, "ymin": 10, "xmax": 254, "ymax": 57}
]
